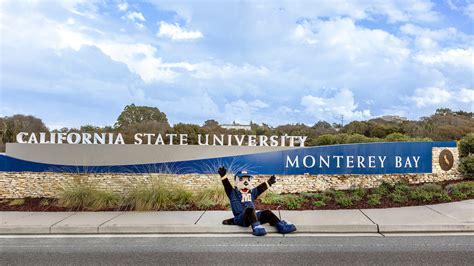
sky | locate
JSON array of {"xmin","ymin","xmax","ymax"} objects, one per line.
[{"xmin": 0, "ymin": 0, "xmax": 473, "ymax": 129}]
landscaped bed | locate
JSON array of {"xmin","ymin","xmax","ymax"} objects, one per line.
[{"xmin": 1, "ymin": 180, "xmax": 473, "ymax": 212}]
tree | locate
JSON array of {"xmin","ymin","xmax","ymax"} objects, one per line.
[
  {"xmin": 203, "ymin": 119, "xmax": 219, "ymax": 128},
  {"xmin": 1, "ymin": 115, "xmax": 49, "ymax": 148},
  {"xmin": 114, "ymin": 104, "xmax": 169, "ymax": 129}
]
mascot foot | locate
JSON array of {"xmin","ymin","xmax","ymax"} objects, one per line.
[
  {"xmin": 276, "ymin": 220, "xmax": 297, "ymax": 234},
  {"xmin": 251, "ymin": 222, "xmax": 267, "ymax": 236}
]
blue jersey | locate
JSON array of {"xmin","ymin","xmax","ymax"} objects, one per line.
[{"xmin": 229, "ymin": 187, "xmax": 258, "ymax": 216}]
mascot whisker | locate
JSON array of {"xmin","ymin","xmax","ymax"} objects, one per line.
[{"xmin": 218, "ymin": 166, "xmax": 297, "ymax": 236}]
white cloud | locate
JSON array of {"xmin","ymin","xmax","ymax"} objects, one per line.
[
  {"xmin": 222, "ymin": 99, "xmax": 269, "ymax": 123},
  {"xmin": 190, "ymin": 62, "xmax": 269, "ymax": 80},
  {"xmin": 157, "ymin": 21, "xmax": 203, "ymax": 40},
  {"xmin": 118, "ymin": 2, "xmax": 128, "ymax": 11},
  {"xmin": 415, "ymin": 48, "xmax": 474, "ymax": 69},
  {"xmin": 459, "ymin": 88, "xmax": 474, "ymax": 103},
  {"xmin": 464, "ymin": 3, "xmax": 474, "ymax": 19},
  {"xmin": 409, "ymin": 87, "xmax": 452, "ymax": 107},
  {"xmin": 292, "ymin": 18, "xmax": 410, "ymax": 63},
  {"xmin": 301, "ymin": 88, "xmax": 372, "ymax": 122},
  {"xmin": 125, "ymin": 11, "xmax": 145, "ymax": 22}
]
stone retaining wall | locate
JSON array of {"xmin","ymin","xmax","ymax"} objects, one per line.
[{"xmin": 0, "ymin": 147, "xmax": 462, "ymax": 198}]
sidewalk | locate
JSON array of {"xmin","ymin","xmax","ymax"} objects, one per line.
[{"xmin": 0, "ymin": 200, "xmax": 473, "ymax": 235}]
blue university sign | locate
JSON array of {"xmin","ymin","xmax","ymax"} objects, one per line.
[{"xmin": 0, "ymin": 141, "xmax": 456, "ymax": 175}]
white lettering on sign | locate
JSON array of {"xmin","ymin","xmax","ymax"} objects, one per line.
[
  {"xmin": 284, "ymin": 155, "xmax": 418, "ymax": 170},
  {"xmin": 14, "ymin": 132, "xmax": 307, "ymax": 147}
]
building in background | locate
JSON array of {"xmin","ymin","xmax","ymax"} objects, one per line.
[{"xmin": 221, "ymin": 121, "xmax": 252, "ymax": 131}]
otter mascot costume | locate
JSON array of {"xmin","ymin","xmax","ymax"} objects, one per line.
[{"xmin": 218, "ymin": 166, "xmax": 296, "ymax": 236}]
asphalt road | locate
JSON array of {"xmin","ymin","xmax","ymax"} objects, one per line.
[{"xmin": 1, "ymin": 234, "xmax": 473, "ymax": 265}]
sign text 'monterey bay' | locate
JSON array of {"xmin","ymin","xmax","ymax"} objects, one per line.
[{"xmin": 16, "ymin": 132, "xmax": 308, "ymax": 147}]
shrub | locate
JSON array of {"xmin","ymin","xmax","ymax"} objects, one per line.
[
  {"xmin": 459, "ymin": 133, "xmax": 474, "ymax": 179},
  {"xmin": 458, "ymin": 133, "xmax": 474, "ymax": 158},
  {"xmin": 351, "ymin": 188, "xmax": 366, "ymax": 201},
  {"xmin": 312, "ymin": 134, "xmax": 338, "ymax": 146},
  {"xmin": 393, "ymin": 182, "xmax": 410, "ymax": 193},
  {"xmin": 389, "ymin": 192, "xmax": 408, "ymax": 204},
  {"xmin": 313, "ymin": 201, "xmax": 326, "ymax": 207},
  {"xmin": 324, "ymin": 190, "xmax": 345, "ymax": 200},
  {"xmin": 303, "ymin": 192, "xmax": 331, "ymax": 203},
  {"xmin": 445, "ymin": 181, "xmax": 474, "ymax": 199},
  {"xmin": 372, "ymin": 181, "xmax": 393, "ymax": 195},
  {"xmin": 459, "ymin": 155, "xmax": 474, "ymax": 179},
  {"xmin": 335, "ymin": 195, "xmax": 352, "ymax": 207},
  {"xmin": 283, "ymin": 195, "xmax": 306, "ymax": 210},
  {"xmin": 418, "ymin": 183, "xmax": 443, "ymax": 193},
  {"xmin": 409, "ymin": 188, "xmax": 435, "ymax": 202},
  {"xmin": 260, "ymin": 191, "xmax": 284, "ymax": 205},
  {"xmin": 437, "ymin": 191, "xmax": 452, "ymax": 202},
  {"xmin": 385, "ymin": 133, "xmax": 410, "ymax": 142},
  {"xmin": 345, "ymin": 134, "xmax": 373, "ymax": 144},
  {"xmin": 367, "ymin": 194, "xmax": 381, "ymax": 206}
]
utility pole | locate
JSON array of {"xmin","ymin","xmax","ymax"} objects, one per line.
[{"xmin": 340, "ymin": 115, "xmax": 344, "ymax": 127}]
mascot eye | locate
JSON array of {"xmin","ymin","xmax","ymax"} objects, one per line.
[{"xmin": 239, "ymin": 177, "xmax": 243, "ymax": 181}]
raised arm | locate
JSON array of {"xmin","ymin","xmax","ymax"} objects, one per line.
[
  {"xmin": 218, "ymin": 166, "xmax": 233, "ymax": 197},
  {"xmin": 255, "ymin": 175, "xmax": 276, "ymax": 198}
]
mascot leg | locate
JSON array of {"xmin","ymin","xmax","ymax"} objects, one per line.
[
  {"xmin": 257, "ymin": 209, "xmax": 280, "ymax": 225},
  {"xmin": 239, "ymin": 207, "xmax": 266, "ymax": 236},
  {"xmin": 258, "ymin": 209, "xmax": 297, "ymax": 234}
]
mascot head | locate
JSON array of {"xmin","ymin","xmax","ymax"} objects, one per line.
[{"xmin": 234, "ymin": 171, "xmax": 253, "ymax": 194}]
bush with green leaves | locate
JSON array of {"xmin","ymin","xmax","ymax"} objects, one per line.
[
  {"xmin": 260, "ymin": 191, "xmax": 285, "ymax": 205},
  {"xmin": 282, "ymin": 195, "xmax": 306, "ymax": 210},
  {"xmin": 460, "ymin": 155, "xmax": 474, "ymax": 180},
  {"xmin": 367, "ymin": 194, "xmax": 381, "ymax": 206},
  {"xmin": 335, "ymin": 195, "xmax": 353, "ymax": 207},
  {"xmin": 409, "ymin": 188, "xmax": 436, "ymax": 202},
  {"xmin": 351, "ymin": 187, "xmax": 366, "ymax": 201},
  {"xmin": 445, "ymin": 181, "xmax": 474, "ymax": 199},
  {"xmin": 459, "ymin": 133, "xmax": 474, "ymax": 179},
  {"xmin": 418, "ymin": 183, "xmax": 443, "ymax": 193},
  {"xmin": 312, "ymin": 201, "xmax": 326, "ymax": 207},
  {"xmin": 389, "ymin": 192, "xmax": 408, "ymax": 204}
]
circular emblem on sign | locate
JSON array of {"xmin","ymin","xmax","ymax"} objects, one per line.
[{"xmin": 439, "ymin": 149, "xmax": 454, "ymax": 171}]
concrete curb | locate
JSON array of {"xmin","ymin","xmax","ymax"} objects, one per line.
[{"xmin": 1, "ymin": 201, "xmax": 472, "ymax": 235}]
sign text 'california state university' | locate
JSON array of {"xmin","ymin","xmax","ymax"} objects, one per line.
[
  {"xmin": 16, "ymin": 132, "xmax": 307, "ymax": 147},
  {"xmin": 0, "ymin": 141, "xmax": 456, "ymax": 175}
]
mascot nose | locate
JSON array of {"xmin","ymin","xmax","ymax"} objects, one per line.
[{"xmin": 244, "ymin": 181, "xmax": 248, "ymax": 186}]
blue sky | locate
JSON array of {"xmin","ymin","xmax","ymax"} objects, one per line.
[{"xmin": 0, "ymin": 0, "xmax": 473, "ymax": 129}]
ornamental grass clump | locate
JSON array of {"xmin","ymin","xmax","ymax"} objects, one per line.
[
  {"xmin": 59, "ymin": 184, "xmax": 121, "ymax": 211},
  {"xmin": 124, "ymin": 178, "xmax": 193, "ymax": 211},
  {"xmin": 194, "ymin": 182, "xmax": 228, "ymax": 209}
]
